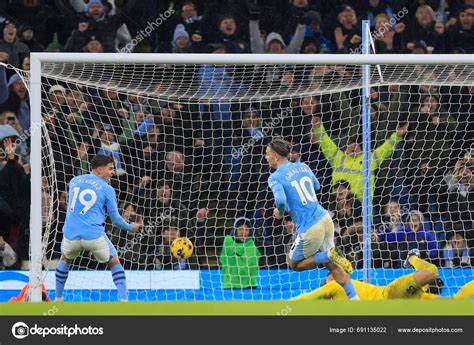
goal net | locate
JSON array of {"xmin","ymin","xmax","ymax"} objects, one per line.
[{"xmin": 27, "ymin": 55, "xmax": 473, "ymax": 301}]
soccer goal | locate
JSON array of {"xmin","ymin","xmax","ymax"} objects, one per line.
[{"xmin": 23, "ymin": 52, "xmax": 473, "ymax": 302}]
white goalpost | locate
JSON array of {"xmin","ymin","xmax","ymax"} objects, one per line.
[{"xmin": 27, "ymin": 52, "xmax": 473, "ymax": 302}]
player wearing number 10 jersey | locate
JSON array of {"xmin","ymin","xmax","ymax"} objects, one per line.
[
  {"xmin": 266, "ymin": 138, "xmax": 359, "ymax": 300},
  {"xmin": 55, "ymin": 155, "xmax": 141, "ymax": 302}
]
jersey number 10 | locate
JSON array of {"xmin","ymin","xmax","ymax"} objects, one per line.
[
  {"xmin": 290, "ymin": 176, "xmax": 317, "ymax": 205},
  {"xmin": 70, "ymin": 187, "xmax": 98, "ymax": 215}
]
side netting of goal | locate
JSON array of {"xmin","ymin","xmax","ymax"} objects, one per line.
[{"xmin": 36, "ymin": 60, "xmax": 473, "ymax": 301}]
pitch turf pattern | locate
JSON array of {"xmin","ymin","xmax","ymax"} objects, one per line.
[{"xmin": 1, "ymin": 300, "xmax": 473, "ymax": 316}]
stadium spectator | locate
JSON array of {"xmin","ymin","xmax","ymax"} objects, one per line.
[
  {"xmin": 0, "ymin": 66, "xmax": 30, "ymax": 132},
  {"xmin": 234, "ymin": 108, "xmax": 272, "ymax": 215},
  {"xmin": 401, "ymin": 4, "xmax": 446, "ymax": 53},
  {"xmin": 257, "ymin": 209, "xmax": 296, "ymax": 268},
  {"xmin": 43, "ymin": 107, "xmax": 79, "ymax": 191},
  {"xmin": 174, "ymin": 1, "xmax": 203, "ymax": 38},
  {"xmin": 0, "ymin": 19, "xmax": 30, "ymax": 68},
  {"xmin": 154, "ymin": 222, "xmax": 199, "ymax": 270},
  {"xmin": 220, "ymin": 217, "xmax": 262, "ymax": 289},
  {"xmin": 123, "ymin": 91, "xmax": 150, "ymax": 119},
  {"xmin": 130, "ymin": 179, "xmax": 208, "ymax": 241},
  {"xmin": 248, "ymin": 3, "xmax": 306, "ymax": 55},
  {"xmin": 108, "ymin": 202, "xmax": 147, "ymax": 269},
  {"xmin": 81, "ymin": 36, "xmax": 104, "ymax": 53},
  {"xmin": 325, "ymin": 181, "xmax": 362, "ymax": 234},
  {"xmin": 377, "ymin": 200, "xmax": 406, "ymax": 268},
  {"xmin": 0, "ymin": 235, "xmax": 17, "ymax": 270},
  {"xmin": 443, "ymin": 232, "xmax": 472, "ymax": 267},
  {"xmin": 20, "ymin": 55, "xmax": 30, "ymax": 71},
  {"xmin": 197, "ymin": 47, "xmax": 246, "ymax": 172},
  {"xmin": 89, "ymin": 82, "xmax": 125, "ymax": 135},
  {"xmin": 63, "ymin": 85, "xmax": 94, "ymax": 143},
  {"xmin": 0, "ymin": 129, "xmax": 30, "ymax": 266},
  {"xmin": 162, "ymin": 150, "xmax": 194, "ymax": 199},
  {"xmin": 445, "ymin": 5, "xmax": 474, "ymax": 53},
  {"xmin": 55, "ymin": 0, "xmax": 137, "ymax": 53},
  {"xmin": 1, "ymin": 112, "xmax": 24, "ymax": 144},
  {"xmin": 338, "ymin": 221, "xmax": 383, "ymax": 269},
  {"xmin": 333, "ymin": 5, "xmax": 362, "ymax": 53},
  {"xmin": 406, "ymin": 94, "xmax": 457, "ymax": 174},
  {"xmin": 301, "ymin": 11, "xmax": 333, "ymax": 53},
  {"xmin": 373, "ymin": 13, "xmax": 402, "ymax": 53},
  {"xmin": 363, "ymin": 0, "xmax": 395, "ymax": 29},
  {"xmin": 47, "ymin": 84, "xmax": 67, "ymax": 112},
  {"xmin": 437, "ymin": 156, "xmax": 474, "ymax": 245},
  {"xmin": 171, "ymin": 24, "xmax": 192, "ymax": 53},
  {"xmin": 17, "ymin": 24, "xmax": 44, "ymax": 52},
  {"xmin": 310, "ymin": 115, "xmax": 408, "ymax": 200},
  {"xmin": 212, "ymin": 14, "xmax": 248, "ymax": 54},
  {"xmin": 402, "ymin": 210, "xmax": 438, "ymax": 263}
]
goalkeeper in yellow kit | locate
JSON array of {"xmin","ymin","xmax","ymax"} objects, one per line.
[{"xmin": 292, "ymin": 249, "xmax": 473, "ymax": 301}]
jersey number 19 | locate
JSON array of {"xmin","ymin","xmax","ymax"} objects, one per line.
[{"xmin": 70, "ymin": 187, "xmax": 97, "ymax": 215}]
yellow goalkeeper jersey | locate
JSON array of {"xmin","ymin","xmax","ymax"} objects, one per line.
[
  {"xmin": 454, "ymin": 280, "xmax": 474, "ymax": 299},
  {"xmin": 292, "ymin": 280, "xmax": 384, "ymax": 301}
]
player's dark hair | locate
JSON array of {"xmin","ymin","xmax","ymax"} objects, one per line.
[
  {"xmin": 269, "ymin": 138, "xmax": 292, "ymax": 158},
  {"xmin": 91, "ymin": 154, "xmax": 114, "ymax": 169}
]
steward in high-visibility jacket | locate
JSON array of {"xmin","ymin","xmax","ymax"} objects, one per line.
[{"xmin": 311, "ymin": 117, "xmax": 408, "ymax": 199}]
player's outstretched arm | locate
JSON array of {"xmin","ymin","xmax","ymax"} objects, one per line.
[{"xmin": 109, "ymin": 209, "xmax": 141, "ymax": 234}]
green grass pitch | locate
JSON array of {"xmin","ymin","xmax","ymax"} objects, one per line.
[{"xmin": 1, "ymin": 300, "xmax": 473, "ymax": 316}]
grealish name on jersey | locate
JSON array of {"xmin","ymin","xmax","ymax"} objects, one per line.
[{"xmin": 285, "ymin": 166, "xmax": 311, "ymax": 180}]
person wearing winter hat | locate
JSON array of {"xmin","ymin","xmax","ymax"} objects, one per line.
[
  {"xmin": 86, "ymin": 0, "xmax": 106, "ymax": 21},
  {"xmin": 82, "ymin": 36, "xmax": 104, "ymax": 53},
  {"xmin": 0, "ymin": 19, "xmax": 30, "ymax": 67},
  {"xmin": 0, "ymin": 65, "xmax": 29, "ymax": 132},
  {"xmin": 56, "ymin": 0, "xmax": 138, "ymax": 52},
  {"xmin": 18, "ymin": 24, "xmax": 44, "ymax": 52},
  {"xmin": 172, "ymin": 24, "xmax": 192, "ymax": 53},
  {"xmin": 45, "ymin": 33, "xmax": 64, "ymax": 52},
  {"xmin": 219, "ymin": 217, "xmax": 262, "ymax": 289}
]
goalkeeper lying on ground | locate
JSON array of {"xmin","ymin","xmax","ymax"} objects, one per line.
[{"xmin": 292, "ymin": 249, "xmax": 473, "ymax": 301}]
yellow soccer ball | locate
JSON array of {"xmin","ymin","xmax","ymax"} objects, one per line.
[{"xmin": 171, "ymin": 237, "xmax": 194, "ymax": 259}]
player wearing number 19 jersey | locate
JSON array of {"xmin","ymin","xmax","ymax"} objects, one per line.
[
  {"xmin": 266, "ymin": 138, "xmax": 359, "ymax": 300},
  {"xmin": 55, "ymin": 155, "xmax": 140, "ymax": 302}
]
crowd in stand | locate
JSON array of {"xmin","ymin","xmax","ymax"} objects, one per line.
[{"xmin": 0, "ymin": 0, "xmax": 472, "ymax": 274}]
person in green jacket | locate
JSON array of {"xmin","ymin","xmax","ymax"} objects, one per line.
[
  {"xmin": 310, "ymin": 116, "xmax": 408, "ymax": 200},
  {"xmin": 220, "ymin": 217, "xmax": 262, "ymax": 289}
]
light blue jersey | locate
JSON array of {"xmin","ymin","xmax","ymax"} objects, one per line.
[
  {"xmin": 268, "ymin": 162, "xmax": 327, "ymax": 234},
  {"xmin": 63, "ymin": 174, "xmax": 131, "ymax": 241}
]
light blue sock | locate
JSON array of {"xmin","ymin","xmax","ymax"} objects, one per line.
[
  {"xmin": 55, "ymin": 261, "xmax": 70, "ymax": 299},
  {"xmin": 111, "ymin": 264, "xmax": 127, "ymax": 301},
  {"xmin": 343, "ymin": 280, "xmax": 358, "ymax": 299},
  {"xmin": 313, "ymin": 251, "xmax": 330, "ymax": 265}
]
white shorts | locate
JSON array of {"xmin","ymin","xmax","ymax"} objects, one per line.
[
  {"xmin": 289, "ymin": 213, "xmax": 335, "ymax": 261},
  {"xmin": 61, "ymin": 234, "xmax": 116, "ymax": 263}
]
